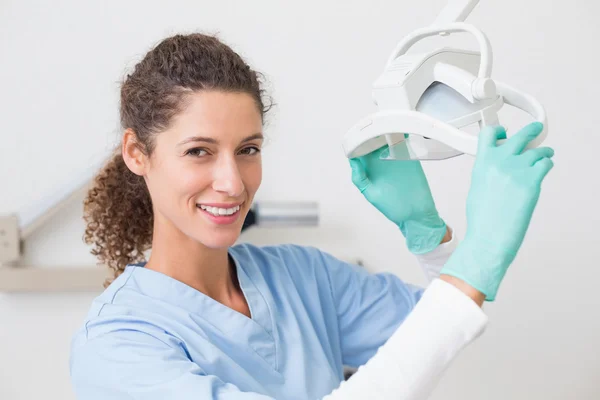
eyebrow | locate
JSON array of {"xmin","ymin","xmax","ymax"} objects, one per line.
[{"xmin": 178, "ymin": 133, "xmax": 264, "ymax": 146}]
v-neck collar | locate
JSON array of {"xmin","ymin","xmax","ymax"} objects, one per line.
[
  {"xmin": 125, "ymin": 248, "xmax": 279, "ymax": 371},
  {"xmin": 232, "ymin": 252, "xmax": 275, "ymax": 339}
]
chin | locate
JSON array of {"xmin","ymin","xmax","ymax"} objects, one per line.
[{"xmin": 197, "ymin": 228, "xmax": 241, "ymax": 249}]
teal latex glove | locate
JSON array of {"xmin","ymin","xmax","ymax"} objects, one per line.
[
  {"xmin": 349, "ymin": 145, "xmax": 447, "ymax": 254},
  {"xmin": 440, "ymin": 122, "xmax": 555, "ymax": 301}
]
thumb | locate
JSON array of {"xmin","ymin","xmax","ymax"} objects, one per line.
[{"xmin": 349, "ymin": 158, "xmax": 370, "ymax": 192}]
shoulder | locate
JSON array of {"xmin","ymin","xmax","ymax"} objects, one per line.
[
  {"xmin": 80, "ymin": 265, "xmax": 144, "ymax": 320},
  {"xmin": 71, "ymin": 265, "xmax": 179, "ymax": 346},
  {"xmin": 79, "ymin": 266, "xmax": 136, "ymax": 323}
]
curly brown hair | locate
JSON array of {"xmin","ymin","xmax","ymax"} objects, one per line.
[{"xmin": 83, "ymin": 33, "xmax": 272, "ymax": 287}]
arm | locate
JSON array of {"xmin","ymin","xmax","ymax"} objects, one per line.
[
  {"xmin": 415, "ymin": 224, "xmax": 486, "ymax": 305},
  {"xmin": 414, "ymin": 225, "xmax": 458, "ymax": 282},
  {"xmin": 325, "ymin": 278, "xmax": 487, "ymax": 400},
  {"xmin": 317, "ymin": 244, "xmax": 484, "ymax": 367}
]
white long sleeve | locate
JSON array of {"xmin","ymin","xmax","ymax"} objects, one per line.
[
  {"xmin": 415, "ymin": 227, "xmax": 459, "ymax": 282},
  {"xmin": 322, "ymin": 278, "xmax": 488, "ymax": 400}
]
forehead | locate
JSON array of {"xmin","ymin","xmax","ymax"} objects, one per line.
[{"xmin": 164, "ymin": 90, "xmax": 263, "ymax": 142}]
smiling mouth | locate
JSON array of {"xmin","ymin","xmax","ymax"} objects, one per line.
[{"xmin": 196, "ymin": 204, "xmax": 242, "ymax": 217}]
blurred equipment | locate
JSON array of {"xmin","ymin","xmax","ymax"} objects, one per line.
[{"xmin": 242, "ymin": 202, "xmax": 319, "ymax": 231}]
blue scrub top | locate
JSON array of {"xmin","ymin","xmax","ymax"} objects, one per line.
[{"xmin": 70, "ymin": 243, "xmax": 423, "ymax": 399}]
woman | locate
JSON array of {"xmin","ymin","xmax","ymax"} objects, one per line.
[{"xmin": 69, "ymin": 33, "xmax": 554, "ymax": 399}]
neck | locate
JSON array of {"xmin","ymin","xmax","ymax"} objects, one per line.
[{"xmin": 144, "ymin": 214, "xmax": 237, "ymax": 304}]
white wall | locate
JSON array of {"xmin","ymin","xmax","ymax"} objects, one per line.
[{"xmin": 1, "ymin": 0, "xmax": 599, "ymax": 398}]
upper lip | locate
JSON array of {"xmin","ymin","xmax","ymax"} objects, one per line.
[{"xmin": 197, "ymin": 202, "xmax": 243, "ymax": 208}]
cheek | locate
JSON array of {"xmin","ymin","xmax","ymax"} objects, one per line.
[
  {"xmin": 150, "ymin": 158, "xmax": 211, "ymax": 199},
  {"xmin": 177, "ymin": 164, "xmax": 212, "ymax": 195},
  {"xmin": 242, "ymin": 161, "xmax": 262, "ymax": 193}
]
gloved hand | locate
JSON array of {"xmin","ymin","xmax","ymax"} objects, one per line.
[
  {"xmin": 440, "ymin": 122, "xmax": 555, "ymax": 301},
  {"xmin": 349, "ymin": 145, "xmax": 447, "ymax": 254}
]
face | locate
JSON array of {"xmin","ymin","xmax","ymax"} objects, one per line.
[{"xmin": 123, "ymin": 90, "xmax": 263, "ymax": 249}]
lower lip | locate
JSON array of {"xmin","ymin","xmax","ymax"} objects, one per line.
[{"xmin": 197, "ymin": 206, "xmax": 241, "ymax": 225}]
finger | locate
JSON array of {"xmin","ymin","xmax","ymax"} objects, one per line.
[
  {"xmin": 532, "ymin": 157, "xmax": 555, "ymax": 181},
  {"xmin": 349, "ymin": 158, "xmax": 370, "ymax": 192},
  {"xmin": 477, "ymin": 125, "xmax": 507, "ymax": 152},
  {"xmin": 501, "ymin": 122, "xmax": 544, "ymax": 155},
  {"xmin": 519, "ymin": 147, "xmax": 555, "ymax": 167},
  {"xmin": 365, "ymin": 145, "xmax": 387, "ymax": 161}
]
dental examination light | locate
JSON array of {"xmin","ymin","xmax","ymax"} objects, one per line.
[
  {"xmin": 0, "ymin": 149, "xmax": 318, "ymax": 291},
  {"xmin": 342, "ymin": 0, "xmax": 548, "ymax": 161}
]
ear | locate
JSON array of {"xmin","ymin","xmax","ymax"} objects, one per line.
[{"xmin": 122, "ymin": 129, "xmax": 149, "ymax": 176}]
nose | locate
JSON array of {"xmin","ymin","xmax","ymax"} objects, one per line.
[{"xmin": 211, "ymin": 154, "xmax": 245, "ymax": 198}]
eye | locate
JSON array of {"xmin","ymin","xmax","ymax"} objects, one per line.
[
  {"xmin": 239, "ymin": 146, "xmax": 261, "ymax": 156},
  {"xmin": 186, "ymin": 148, "xmax": 209, "ymax": 157}
]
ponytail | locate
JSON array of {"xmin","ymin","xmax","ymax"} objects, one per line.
[{"xmin": 83, "ymin": 150, "xmax": 153, "ymax": 287}]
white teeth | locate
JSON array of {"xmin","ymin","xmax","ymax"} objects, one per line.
[{"xmin": 198, "ymin": 204, "xmax": 240, "ymax": 216}]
